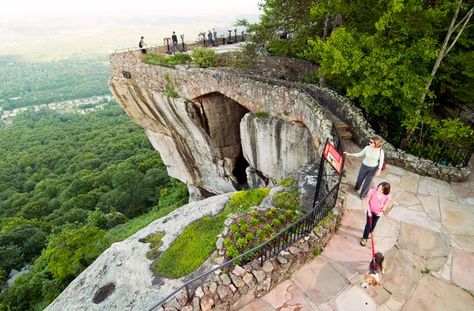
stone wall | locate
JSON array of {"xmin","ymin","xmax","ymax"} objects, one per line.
[
  {"xmin": 304, "ymin": 85, "xmax": 471, "ymax": 181},
  {"xmin": 250, "ymin": 55, "xmax": 318, "ymax": 82}
]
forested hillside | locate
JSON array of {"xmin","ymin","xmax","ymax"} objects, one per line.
[
  {"xmin": 0, "ymin": 56, "xmax": 111, "ymax": 110},
  {"xmin": 0, "ymin": 103, "xmax": 188, "ymax": 310}
]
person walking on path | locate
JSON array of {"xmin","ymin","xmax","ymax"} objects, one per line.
[
  {"xmin": 139, "ymin": 36, "xmax": 147, "ymax": 54},
  {"xmin": 171, "ymin": 31, "xmax": 178, "ymax": 53},
  {"xmin": 344, "ymin": 136, "xmax": 385, "ymax": 199},
  {"xmin": 360, "ymin": 182, "xmax": 391, "ymax": 246}
]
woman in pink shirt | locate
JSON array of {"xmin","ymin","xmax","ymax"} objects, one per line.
[{"xmin": 360, "ymin": 182, "xmax": 391, "ymax": 246}]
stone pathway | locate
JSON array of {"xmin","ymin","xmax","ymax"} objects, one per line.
[{"xmin": 241, "ymin": 141, "xmax": 474, "ymax": 310}]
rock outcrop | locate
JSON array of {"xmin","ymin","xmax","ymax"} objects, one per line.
[{"xmin": 109, "ymin": 51, "xmax": 334, "ymax": 197}]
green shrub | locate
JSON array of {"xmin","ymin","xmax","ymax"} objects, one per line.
[
  {"xmin": 250, "ymin": 217, "xmax": 259, "ymax": 226},
  {"xmin": 172, "ymin": 53, "xmax": 192, "ymax": 65},
  {"xmin": 226, "ymin": 188, "xmax": 270, "ymax": 213},
  {"xmin": 273, "ymin": 190, "xmax": 304, "ymax": 211},
  {"xmin": 236, "ymin": 237, "xmax": 248, "ymax": 249},
  {"xmin": 271, "ymin": 219, "xmax": 281, "ymax": 227},
  {"xmin": 245, "ymin": 232, "xmax": 254, "ymax": 242},
  {"xmin": 240, "ymin": 223, "xmax": 249, "ymax": 233},
  {"xmin": 230, "ymin": 224, "xmax": 239, "ymax": 235},
  {"xmin": 143, "ymin": 52, "xmax": 192, "ymax": 68},
  {"xmin": 191, "ymin": 47, "xmax": 217, "ymax": 68}
]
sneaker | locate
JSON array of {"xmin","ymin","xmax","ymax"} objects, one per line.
[{"xmin": 360, "ymin": 238, "xmax": 367, "ymax": 246}]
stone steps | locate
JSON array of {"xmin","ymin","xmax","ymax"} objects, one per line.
[{"xmin": 333, "ymin": 116, "xmax": 353, "ymax": 141}]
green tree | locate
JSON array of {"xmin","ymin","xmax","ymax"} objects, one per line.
[{"xmin": 42, "ymin": 226, "xmax": 106, "ymax": 282}]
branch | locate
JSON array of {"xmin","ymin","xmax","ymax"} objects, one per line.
[{"xmin": 445, "ymin": 6, "xmax": 474, "ymax": 56}]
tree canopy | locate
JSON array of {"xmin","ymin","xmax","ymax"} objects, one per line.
[
  {"xmin": 0, "ymin": 102, "xmax": 188, "ymax": 310},
  {"xmin": 247, "ymin": 0, "xmax": 474, "ymax": 156}
]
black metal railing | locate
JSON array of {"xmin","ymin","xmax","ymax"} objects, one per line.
[
  {"xmin": 403, "ymin": 141, "xmax": 473, "ymax": 167},
  {"xmin": 148, "ymin": 180, "xmax": 342, "ymax": 311}
]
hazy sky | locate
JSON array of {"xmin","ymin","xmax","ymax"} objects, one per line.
[
  {"xmin": 1, "ymin": 0, "xmax": 260, "ymax": 17},
  {"xmin": 0, "ymin": 0, "xmax": 261, "ymax": 59}
]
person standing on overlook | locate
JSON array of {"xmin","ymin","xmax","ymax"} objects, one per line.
[
  {"xmin": 207, "ymin": 30, "xmax": 214, "ymax": 47},
  {"xmin": 139, "ymin": 36, "xmax": 147, "ymax": 54},
  {"xmin": 171, "ymin": 31, "xmax": 178, "ymax": 53},
  {"xmin": 344, "ymin": 136, "xmax": 385, "ymax": 199},
  {"xmin": 213, "ymin": 28, "xmax": 217, "ymax": 46}
]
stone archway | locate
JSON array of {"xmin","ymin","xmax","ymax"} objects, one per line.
[{"xmin": 190, "ymin": 92, "xmax": 250, "ymax": 188}]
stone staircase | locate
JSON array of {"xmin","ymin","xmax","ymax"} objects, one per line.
[{"xmin": 333, "ymin": 116, "xmax": 352, "ymax": 141}]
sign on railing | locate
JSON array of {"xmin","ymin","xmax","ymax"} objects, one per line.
[{"xmin": 323, "ymin": 141, "xmax": 343, "ymax": 175}]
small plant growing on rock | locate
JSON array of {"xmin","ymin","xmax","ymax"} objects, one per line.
[
  {"xmin": 271, "ymin": 219, "xmax": 281, "ymax": 227},
  {"xmin": 255, "ymin": 111, "xmax": 269, "ymax": 118},
  {"xmin": 277, "ymin": 178, "xmax": 294, "ymax": 187},
  {"xmin": 144, "ymin": 231, "xmax": 165, "ymax": 260},
  {"xmin": 236, "ymin": 237, "xmax": 248, "ymax": 249},
  {"xmin": 163, "ymin": 73, "xmax": 179, "ymax": 98},
  {"xmin": 250, "ymin": 217, "xmax": 260, "ymax": 226},
  {"xmin": 241, "ymin": 223, "xmax": 250, "ymax": 233},
  {"xmin": 230, "ymin": 224, "xmax": 239, "ymax": 235},
  {"xmin": 245, "ymin": 232, "xmax": 254, "ymax": 242}
]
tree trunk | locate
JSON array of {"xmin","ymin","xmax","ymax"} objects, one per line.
[
  {"xmin": 401, "ymin": 1, "xmax": 473, "ymax": 148},
  {"xmin": 420, "ymin": 0, "xmax": 463, "ymax": 103}
]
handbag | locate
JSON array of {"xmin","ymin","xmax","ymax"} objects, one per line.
[{"xmin": 378, "ymin": 149, "xmax": 387, "ymax": 171}]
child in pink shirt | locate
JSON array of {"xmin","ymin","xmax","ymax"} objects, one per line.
[{"xmin": 360, "ymin": 182, "xmax": 391, "ymax": 246}]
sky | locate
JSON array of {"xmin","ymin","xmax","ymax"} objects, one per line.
[
  {"xmin": 0, "ymin": 0, "xmax": 261, "ymax": 59},
  {"xmin": 1, "ymin": 0, "xmax": 260, "ymax": 17}
]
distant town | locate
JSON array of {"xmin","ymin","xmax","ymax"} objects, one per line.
[{"xmin": 0, "ymin": 95, "xmax": 113, "ymax": 126}]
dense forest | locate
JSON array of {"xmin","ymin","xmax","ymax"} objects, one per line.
[
  {"xmin": 0, "ymin": 102, "xmax": 188, "ymax": 310},
  {"xmin": 0, "ymin": 55, "xmax": 111, "ymax": 110},
  {"xmin": 242, "ymin": 0, "xmax": 473, "ymax": 159}
]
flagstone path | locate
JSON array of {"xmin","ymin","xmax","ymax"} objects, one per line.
[{"xmin": 241, "ymin": 141, "xmax": 474, "ymax": 311}]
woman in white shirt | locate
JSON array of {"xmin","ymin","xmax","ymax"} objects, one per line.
[{"xmin": 344, "ymin": 136, "xmax": 385, "ymax": 199}]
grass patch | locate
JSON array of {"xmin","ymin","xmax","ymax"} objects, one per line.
[
  {"xmin": 153, "ymin": 213, "xmax": 227, "ymax": 278},
  {"xmin": 153, "ymin": 187, "xmax": 270, "ymax": 278}
]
